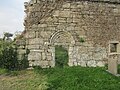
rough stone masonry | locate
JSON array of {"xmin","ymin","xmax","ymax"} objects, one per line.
[{"xmin": 18, "ymin": 0, "xmax": 120, "ymax": 68}]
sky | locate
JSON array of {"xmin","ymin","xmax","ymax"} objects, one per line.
[{"xmin": 0, "ymin": 0, "xmax": 29, "ymax": 37}]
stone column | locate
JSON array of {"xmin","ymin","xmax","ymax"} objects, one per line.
[
  {"xmin": 48, "ymin": 45, "xmax": 55, "ymax": 67},
  {"xmin": 68, "ymin": 45, "xmax": 74, "ymax": 66}
]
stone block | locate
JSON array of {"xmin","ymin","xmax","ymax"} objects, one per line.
[
  {"xmin": 78, "ymin": 61, "xmax": 87, "ymax": 67},
  {"xmin": 93, "ymin": 53, "xmax": 103, "ymax": 60},
  {"xmin": 38, "ymin": 24, "xmax": 47, "ymax": 28},
  {"xmin": 108, "ymin": 55, "xmax": 118, "ymax": 75},
  {"xmin": 47, "ymin": 55, "xmax": 52, "ymax": 61},
  {"xmin": 68, "ymin": 61, "xmax": 74, "ymax": 66},
  {"xmin": 42, "ymin": 52, "xmax": 46, "ymax": 60},
  {"xmin": 80, "ymin": 54, "xmax": 89, "ymax": 61},
  {"xmin": 40, "ymin": 31, "xmax": 51, "ymax": 39},
  {"xmin": 96, "ymin": 61, "xmax": 104, "ymax": 67},
  {"xmin": 67, "ymin": 18, "xmax": 73, "ymax": 23},
  {"xmin": 39, "ymin": 61, "xmax": 49, "ymax": 68},
  {"xmin": 73, "ymin": 18, "xmax": 80, "ymax": 23},
  {"xmin": 47, "ymin": 27, "xmax": 56, "ymax": 31},
  {"xmin": 46, "ymin": 17, "xmax": 53, "ymax": 22},
  {"xmin": 73, "ymin": 61, "xmax": 78, "ymax": 66},
  {"xmin": 66, "ymin": 26, "xmax": 74, "ymax": 31},
  {"xmin": 63, "ymin": 3, "xmax": 70, "ymax": 8},
  {"xmin": 78, "ymin": 47, "xmax": 88, "ymax": 53},
  {"xmin": 87, "ymin": 60, "xmax": 96, "ymax": 67},
  {"xmin": 59, "ymin": 11, "xmax": 71, "ymax": 17},
  {"xmin": 53, "ymin": 10, "xmax": 59, "ymax": 17},
  {"xmin": 76, "ymin": 30, "xmax": 86, "ymax": 36},
  {"xmin": 28, "ymin": 51, "xmax": 41, "ymax": 61},
  {"xmin": 58, "ymin": 18, "xmax": 66, "ymax": 23},
  {"xmin": 28, "ymin": 31, "xmax": 36, "ymax": 38},
  {"xmin": 27, "ymin": 45, "xmax": 40, "ymax": 49},
  {"xmin": 29, "ymin": 38, "xmax": 44, "ymax": 45}
]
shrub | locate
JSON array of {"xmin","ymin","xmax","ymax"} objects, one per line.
[
  {"xmin": 0, "ymin": 46, "xmax": 19, "ymax": 70},
  {"xmin": 0, "ymin": 68, "xmax": 8, "ymax": 75},
  {"xmin": 19, "ymin": 53, "xmax": 29, "ymax": 70},
  {"xmin": 0, "ymin": 40, "xmax": 29, "ymax": 71}
]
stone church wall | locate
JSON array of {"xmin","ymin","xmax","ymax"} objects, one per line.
[{"xmin": 21, "ymin": 0, "xmax": 120, "ymax": 68}]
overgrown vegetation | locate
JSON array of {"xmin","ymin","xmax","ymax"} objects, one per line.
[
  {"xmin": 79, "ymin": 37, "xmax": 85, "ymax": 43},
  {"xmin": 55, "ymin": 45, "xmax": 68, "ymax": 67},
  {"xmin": 26, "ymin": 67, "xmax": 120, "ymax": 90},
  {"xmin": 1, "ymin": 32, "xmax": 120, "ymax": 90},
  {"xmin": 1, "ymin": 67, "xmax": 120, "ymax": 90},
  {"xmin": 18, "ymin": 53, "xmax": 29, "ymax": 70},
  {"xmin": 0, "ymin": 32, "xmax": 29, "ymax": 71},
  {"xmin": 0, "ymin": 46, "xmax": 19, "ymax": 70}
]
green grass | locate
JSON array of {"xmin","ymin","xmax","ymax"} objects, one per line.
[
  {"xmin": 1, "ymin": 67, "xmax": 120, "ymax": 90},
  {"xmin": 0, "ymin": 69, "xmax": 48, "ymax": 90},
  {"xmin": 43, "ymin": 67, "xmax": 120, "ymax": 90}
]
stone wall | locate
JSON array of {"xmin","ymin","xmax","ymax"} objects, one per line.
[{"xmin": 22, "ymin": 0, "xmax": 120, "ymax": 68}]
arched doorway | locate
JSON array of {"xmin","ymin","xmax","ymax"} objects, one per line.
[{"xmin": 49, "ymin": 31, "xmax": 75, "ymax": 67}]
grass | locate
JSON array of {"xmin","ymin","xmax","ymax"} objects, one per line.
[
  {"xmin": 1, "ymin": 46, "xmax": 120, "ymax": 90},
  {"xmin": 0, "ymin": 67, "xmax": 120, "ymax": 90},
  {"xmin": 0, "ymin": 69, "xmax": 48, "ymax": 90},
  {"xmin": 44, "ymin": 67, "xmax": 120, "ymax": 90}
]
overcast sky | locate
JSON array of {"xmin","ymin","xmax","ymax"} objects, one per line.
[{"xmin": 0, "ymin": 0, "xmax": 29, "ymax": 37}]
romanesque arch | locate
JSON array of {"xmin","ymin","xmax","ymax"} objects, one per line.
[
  {"xmin": 49, "ymin": 31, "xmax": 75, "ymax": 45},
  {"xmin": 48, "ymin": 31, "xmax": 76, "ymax": 67}
]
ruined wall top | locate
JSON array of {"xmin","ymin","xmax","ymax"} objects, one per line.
[{"xmin": 25, "ymin": 0, "xmax": 120, "ymax": 5}]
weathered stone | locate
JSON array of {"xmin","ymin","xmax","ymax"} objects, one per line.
[
  {"xmin": 108, "ymin": 54, "xmax": 118, "ymax": 75},
  {"xmin": 73, "ymin": 61, "xmax": 78, "ymax": 66},
  {"xmin": 59, "ymin": 11, "xmax": 71, "ymax": 17},
  {"xmin": 42, "ymin": 52, "xmax": 46, "ymax": 60},
  {"xmin": 26, "ymin": 31, "xmax": 36, "ymax": 38},
  {"xmin": 53, "ymin": 10, "xmax": 59, "ymax": 17},
  {"xmin": 68, "ymin": 62, "xmax": 74, "ymax": 66},
  {"xmin": 96, "ymin": 61, "xmax": 104, "ymax": 67},
  {"xmin": 38, "ymin": 24, "xmax": 47, "ymax": 28},
  {"xmin": 39, "ymin": 61, "xmax": 49, "ymax": 68},
  {"xmin": 63, "ymin": 3, "xmax": 70, "ymax": 8},
  {"xmin": 28, "ymin": 51, "xmax": 41, "ymax": 60},
  {"xmin": 27, "ymin": 45, "xmax": 41, "ymax": 49},
  {"xmin": 79, "ymin": 61, "xmax": 87, "ymax": 67},
  {"xmin": 19, "ymin": 0, "xmax": 120, "ymax": 68},
  {"xmin": 87, "ymin": 60, "xmax": 96, "ymax": 67},
  {"xmin": 47, "ymin": 55, "xmax": 52, "ymax": 61}
]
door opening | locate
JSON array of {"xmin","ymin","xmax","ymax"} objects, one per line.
[{"xmin": 55, "ymin": 45, "xmax": 68, "ymax": 67}]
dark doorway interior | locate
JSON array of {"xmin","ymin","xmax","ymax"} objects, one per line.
[{"xmin": 55, "ymin": 45, "xmax": 68, "ymax": 67}]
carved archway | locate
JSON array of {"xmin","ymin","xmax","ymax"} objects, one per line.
[
  {"xmin": 49, "ymin": 31, "xmax": 75, "ymax": 67},
  {"xmin": 49, "ymin": 31, "xmax": 75, "ymax": 45}
]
